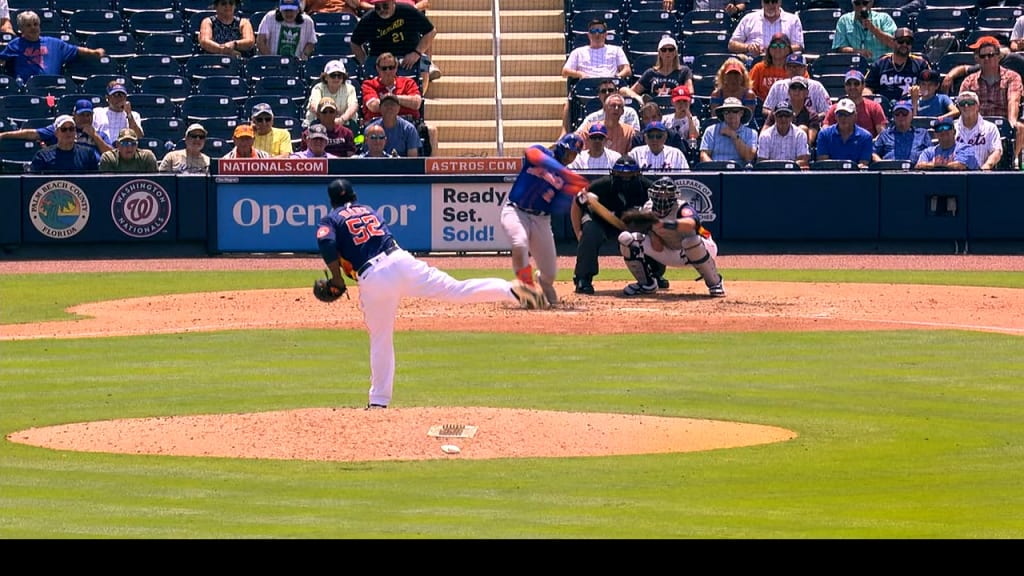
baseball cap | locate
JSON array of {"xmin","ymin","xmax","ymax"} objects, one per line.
[
  {"xmin": 317, "ymin": 97, "xmax": 338, "ymax": 112},
  {"xmin": 844, "ymin": 69, "xmax": 864, "ymax": 83},
  {"xmin": 723, "ymin": 60, "xmax": 745, "ymax": 75},
  {"xmin": 307, "ymin": 124, "xmax": 330, "ymax": 140},
  {"xmin": 233, "ymin": 124, "xmax": 255, "ymax": 139},
  {"xmin": 774, "ymin": 101, "xmax": 794, "ymax": 116},
  {"xmin": 587, "ymin": 121, "xmax": 608, "ymax": 137},
  {"xmin": 107, "ymin": 83, "xmax": 128, "ymax": 95},
  {"xmin": 918, "ymin": 69, "xmax": 942, "ymax": 84},
  {"xmin": 957, "ymin": 90, "xmax": 979, "ymax": 105},
  {"xmin": 53, "ymin": 114, "xmax": 75, "ymax": 129},
  {"xmin": 251, "ymin": 102, "xmax": 274, "ymax": 118},
  {"xmin": 379, "ymin": 93, "xmax": 400, "ymax": 106},
  {"xmin": 555, "ymin": 132, "xmax": 584, "ymax": 153},
  {"xmin": 186, "ymin": 123, "xmax": 207, "ymax": 136},
  {"xmin": 892, "ymin": 100, "xmax": 913, "ymax": 114},
  {"xmin": 894, "ymin": 27, "xmax": 913, "ymax": 40},
  {"xmin": 785, "ymin": 53, "xmax": 807, "ymax": 67},
  {"xmin": 279, "ymin": 0, "xmax": 300, "ymax": 10},
  {"xmin": 323, "ymin": 59, "xmax": 347, "ymax": 79},
  {"xmin": 836, "ymin": 98, "xmax": 857, "ymax": 115},
  {"xmin": 932, "ymin": 117, "xmax": 955, "ymax": 132},
  {"xmin": 670, "ymin": 84, "xmax": 692, "ymax": 102},
  {"xmin": 116, "ymin": 128, "xmax": 138, "ymax": 142},
  {"xmin": 74, "ymin": 99, "xmax": 94, "ymax": 114},
  {"xmin": 969, "ymin": 35, "xmax": 1002, "ymax": 50},
  {"xmin": 658, "ymin": 35, "xmax": 677, "ymax": 51},
  {"xmin": 789, "ymin": 76, "xmax": 809, "ymax": 89},
  {"xmin": 643, "ymin": 120, "xmax": 668, "ymax": 134}
]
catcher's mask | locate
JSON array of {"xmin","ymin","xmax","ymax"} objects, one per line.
[
  {"xmin": 327, "ymin": 178, "xmax": 357, "ymax": 206},
  {"xmin": 611, "ymin": 155, "xmax": 639, "ymax": 179},
  {"xmin": 553, "ymin": 133, "xmax": 584, "ymax": 163},
  {"xmin": 648, "ymin": 177, "xmax": 678, "ymax": 217}
]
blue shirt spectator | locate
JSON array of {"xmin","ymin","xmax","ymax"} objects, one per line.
[
  {"xmin": 872, "ymin": 100, "xmax": 931, "ymax": 164},
  {"xmin": 0, "ymin": 10, "xmax": 105, "ymax": 85},
  {"xmin": 30, "ymin": 115, "xmax": 100, "ymax": 173},
  {"xmin": 815, "ymin": 98, "xmax": 874, "ymax": 167},
  {"xmin": 366, "ymin": 95, "xmax": 420, "ymax": 156},
  {"xmin": 916, "ymin": 118, "xmax": 980, "ymax": 171}
]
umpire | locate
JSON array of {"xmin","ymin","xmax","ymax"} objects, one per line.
[{"xmin": 570, "ymin": 155, "xmax": 654, "ymax": 294}]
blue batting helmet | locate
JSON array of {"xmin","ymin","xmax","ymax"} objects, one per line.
[{"xmin": 553, "ymin": 133, "xmax": 584, "ymax": 162}]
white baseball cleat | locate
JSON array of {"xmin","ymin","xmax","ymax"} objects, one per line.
[
  {"xmin": 708, "ymin": 281, "xmax": 726, "ymax": 297},
  {"xmin": 512, "ymin": 279, "xmax": 546, "ymax": 310}
]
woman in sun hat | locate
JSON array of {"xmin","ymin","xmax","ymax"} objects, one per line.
[{"xmin": 303, "ymin": 59, "xmax": 360, "ymax": 134}]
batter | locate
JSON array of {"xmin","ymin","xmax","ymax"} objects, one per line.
[{"xmin": 315, "ymin": 179, "xmax": 545, "ymax": 409}]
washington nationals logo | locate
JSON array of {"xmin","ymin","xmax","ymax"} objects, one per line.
[
  {"xmin": 29, "ymin": 180, "xmax": 90, "ymax": 239},
  {"xmin": 110, "ymin": 179, "xmax": 172, "ymax": 238},
  {"xmin": 672, "ymin": 178, "xmax": 717, "ymax": 223}
]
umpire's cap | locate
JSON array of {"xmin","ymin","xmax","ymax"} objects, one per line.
[
  {"xmin": 611, "ymin": 155, "xmax": 640, "ymax": 175},
  {"xmin": 327, "ymin": 178, "xmax": 357, "ymax": 206}
]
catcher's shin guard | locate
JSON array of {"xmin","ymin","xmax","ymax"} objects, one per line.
[
  {"xmin": 681, "ymin": 234, "xmax": 722, "ymax": 288},
  {"xmin": 618, "ymin": 231, "xmax": 655, "ymax": 287}
]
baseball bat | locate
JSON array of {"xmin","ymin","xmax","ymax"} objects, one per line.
[{"xmin": 587, "ymin": 196, "xmax": 626, "ymax": 231}]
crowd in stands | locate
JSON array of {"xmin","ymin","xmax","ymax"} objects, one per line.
[{"xmin": 0, "ymin": 0, "xmax": 438, "ymax": 173}]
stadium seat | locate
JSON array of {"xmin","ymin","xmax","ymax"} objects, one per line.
[
  {"xmin": 244, "ymin": 55, "xmax": 300, "ymax": 81},
  {"xmin": 139, "ymin": 75, "xmax": 192, "ymax": 103},
  {"xmin": 22, "ymin": 74, "xmax": 78, "ymax": 97},
  {"xmin": 136, "ymin": 135, "xmax": 168, "ymax": 160},
  {"xmin": 568, "ymin": 10, "xmax": 622, "ymax": 37},
  {"xmin": 118, "ymin": 0, "xmax": 176, "ymax": 16},
  {"xmin": 800, "ymin": 30, "xmax": 835, "ymax": 58},
  {"xmin": 0, "ymin": 139, "xmax": 40, "ymax": 171},
  {"xmin": 127, "ymin": 93, "xmax": 178, "ymax": 119},
  {"xmin": 141, "ymin": 33, "xmax": 196, "ymax": 61},
  {"xmin": 0, "ymin": 75, "xmax": 18, "ymax": 96},
  {"xmin": 694, "ymin": 160, "xmax": 743, "ymax": 171},
  {"xmin": 199, "ymin": 117, "xmax": 244, "ymax": 141},
  {"xmin": 244, "ymin": 95, "xmax": 300, "ymax": 120},
  {"xmin": 180, "ymin": 94, "xmax": 240, "ymax": 121},
  {"xmin": 798, "ymin": 8, "xmax": 843, "ymax": 33},
  {"xmin": 679, "ymin": 10, "xmax": 731, "ymax": 34},
  {"xmin": 690, "ymin": 52, "xmax": 735, "ymax": 80},
  {"xmin": 275, "ymin": 115, "xmax": 304, "ymax": 146},
  {"xmin": 914, "ymin": 8, "xmax": 975, "ymax": 42},
  {"xmin": 179, "ymin": 0, "xmax": 216, "ymax": 15},
  {"xmin": 817, "ymin": 73, "xmax": 849, "ymax": 100},
  {"xmin": 8, "ymin": 0, "xmax": 52, "ymax": 11},
  {"xmin": 67, "ymin": 9, "xmax": 125, "ymax": 39},
  {"xmin": 17, "ymin": 117, "xmax": 55, "ymax": 129},
  {"xmin": 935, "ymin": 52, "xmax": 976, "ymax": 75},
  {"xmin": 253, "ymin": 76, "xmax": 307, "ymax": 103},
  {"xmin": 313, "ymin": 33, "xmax": 353, "ymax": 58},
  {"xmin": 624, "ymin": 10, "xmax": 677, "ymax": 37},
  {"xmin": 185, "ymin": 54, "xmax": 245, "ymax": 80},
  {"xmin": 810, "ymin": 159, "xmax": 859, "ymax": 170},
  {"xmin": 140, "ymin": 116, "xmax": 187, "ymax": 149},
  {"xmin": 56, "ymin": 93, "xmax": 101, "ymax": 115},
  {"xmin": 975, "ymin": 7, "xmax": 1024, "ymax": 36},
  {"xmin": 84, "ymin": 32, "xmax": 138, "ymax": 62},
  {"xmin": 752, "ymin": 159, "xmax": 802, "ymax": 171},
  {"xmin": 0, "ymin": 94, "xmax": 53, "ymax": 123},
  {"xmin": 569, "ymin": 0, "xmax": 620, "ymax": 11},
  {"xmin": 626, "ymin": 30, "xmax": 669, "ymax": 58},
  {"xmin": 570, "ymin": 29, "xmax": 620, "ymax": 51},
  {"xmin": 81, "ymin": 74, "xmax": 134, "ymax": 96},
  {"xmin": 196, "ymin": 76, "xmax": 251, "ymax": 103},
  {"xmin": 127, "ymin": 10, "xmax": 186, "ymax": 40},
  {"xmin": 872, "ymin": 8, "xmax": 914, "ymax": 31},
  {"xmin": 65, "ymin": 55, "xmax": 119, "ymax": 85},
  {"xmin": 809, "ymin": 52, "xmax": 868, "ymax": 78},
  {"xmin": 312, "ymin": 12, "xmax": 358, "ymax": 36},
  {"xmin": 125, "ymin": 54, "xmax": 182, "ymax": 84},
  {"xmin": 202, "ymin": 136, "xmax": 231, "ymax": 159},
  {"xmin": 869, "ymin": 159, "xmax": 913, "ymax": 171},
  {"xmin": 55, "ymin": 0, "xmax": 97, "ymax": 18},
  {"xmin": 681, "ymin": 31, "xmax": 730, "ymax": 58}
]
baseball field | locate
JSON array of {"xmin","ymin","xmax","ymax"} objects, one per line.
[{"xmin": 1, "ymin": 253, "xmax": 1023, "ymax": 538}]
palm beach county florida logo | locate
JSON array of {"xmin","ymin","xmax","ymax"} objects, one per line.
[
  {"xmin": 29, "ymin": 180, "xmax": 90, "ymax": 239},
  {"xmin": 111, "ymin": 179, "xmax": 172, "ymax": 238}
]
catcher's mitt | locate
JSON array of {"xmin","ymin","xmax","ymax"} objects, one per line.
[
  {"xmin": 313, "ymin": 270, "xmax": 347, "ymax": 303},
  {"xmin": 620, "ymin": 209, "xmax": 660, "ymax": 234}
]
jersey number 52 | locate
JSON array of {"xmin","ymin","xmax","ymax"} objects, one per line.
[{"xmin": 345, "ymin": 214, "xmax": 385, "ymax": 245}]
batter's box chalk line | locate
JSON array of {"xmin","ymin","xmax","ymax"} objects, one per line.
[{"xmin": 427, "ymin": 424, "xmax": 478, "ymax": 438}]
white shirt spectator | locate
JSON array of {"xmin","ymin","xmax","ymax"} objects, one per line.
[
  {"xmin": 954, "ymin": 116, "xmax": 1002, "ymax": 169},
  {"xmin": 582, "ymin": 106, "xmax": 641, "ymax": 131},
  {"xmin": 563, "ymin": 45, "xmax": 631, "ymax": 79},
  {"xmin": 628, "ymin": 144, "xmax": 689, "ymax": 171},
  {"xmin": 763, "ymin": 77, "xmax": 831, "ymax": 116},
  {"xmin": 757, "ymin": 123, "xmax": 809, "ymax": 161},
  {"xmin": 93, "ymin": 106, "xmax": 143, "ymax": 145},
  {"xmin": 257, "ymin": 10, "xmax": 316, "ymax": 58},
  {"xmin": 661, "ymin": 113, "xmax": 701, "ymax": 144},
  {"xmin": 569, "ymin": 147, "xmax": 622, "ymax": 171},
  {"xmin": 730, "ymin": 9, "xmax": 805, "ymax": 52}
]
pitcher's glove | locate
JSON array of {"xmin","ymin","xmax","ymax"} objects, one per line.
[
  {"xmin": 621, "ymin": 209, "xmax": 661, "ymax": 234},
  {"xmin": 313, "ymin": 270, "xmax": 347, "ymax": 303}
]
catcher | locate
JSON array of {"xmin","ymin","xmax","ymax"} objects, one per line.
[
  {"xmin": 313, "ymin": 179, "xmax": 545, "ymax": 409},
  {"xmin": 617, "ymin": 177, "xmax": 725, "ymax": 298},
  {"xmin": 570, "ymin": 155, "xmax": 655, "ymax": 295}
]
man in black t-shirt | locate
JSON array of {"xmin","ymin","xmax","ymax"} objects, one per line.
[{"xmin": 350, "ymin": 0, "xmax": 437, "ymax": 93}]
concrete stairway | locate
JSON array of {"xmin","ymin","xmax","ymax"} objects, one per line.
[{"xmin": 425, "ymin": 0, "xmax": 566, "ymax": 158}]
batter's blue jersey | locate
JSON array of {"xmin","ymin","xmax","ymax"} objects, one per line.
[
  {"xmin": 316, "ymin": 202, "xmax": 395, "ymax": 274},
  {"xmin": 507, "ymin": 145, "xmax": 575, "ymax": 214}
]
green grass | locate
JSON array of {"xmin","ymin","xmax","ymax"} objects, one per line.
[{"xmin": 0, "ymin": 268, "xmax": 1022, "ymax": 538}]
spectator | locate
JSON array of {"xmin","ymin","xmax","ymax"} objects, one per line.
[
  {"xmin": 575, "ymin": 93, "xmax": 636, "ymax": 156},
  {"xmin": 350, "ymin": 0, "xmax": 437, "ymax": 95},
  {"xmin": 223, "ymin": 123, "xmax": 271, "ymax": 158},
  {"xmin": 957, "ymin": 36, "xmax": 1024, "ymax": 169},
  {"xmin": 1, "ymin": 0, "xmax": 12, "ymax": 35},
  {"xmin": 756, "ymin": 101, "xmax": 810, "ymax": 168},
  {"xmin": 728, "ymin": 0, "xmax": 804, "ymax": 57},
  {"xmin": 361, "ymin": 52, "xmax": 437, "ymax": 156},
  {"xmin": 256, "ymin": 0, "xmax": 316, "ymax": 60},
  {"xmin": 300, "ymin": 98, "xmax": 356, "ymax": 157},
  {"xmin": 661, "ymin": 85, "xmax": 701, "ymax": 157},
  {"xmin": 815, "ymin": 98, "xmax": 873, "ymax": 168},
  {"xmin": 353, "ymin": 123, "xmax": 395, "ymax": 157},
  {"xmin": 762, "ymin": 76, "xmax": 823, "ymax": 149},
  {"xmin": 822, "ymin": 70, "xmax": 888, "ymax": 138},
  {"xmin": 158, "ymin": 123, "xmax": 211, "ymax": 174},
  {"xmin": 250, "ymin": 102, "xmax": 293, "ymax": 157},
  {"xmin": 1012, "ymin": 11, "xmax": 1024, "ymax": 53},
  {"xmin": 629, "ymin": 121, "xmax": 689, "ymax": 171},
  {"xmin": 303, "ymin": 59, "xmax": 360, "ymax": 135},
  {"xmin": 762, "ymin": 53, "xmax": 829, "ymax": 126},
  {"xmin": 568, "ymin": 121, "xmax": 621, "ymax": 172},
  {"xmin": 580, "ymin": 78, "xmax": 640, "ymax": 131},
  {"xmin": 290, "ymin": 123, "xmax": 339, "ymax": 158},
  {"xmin": 559, "ymin": 18, "xmax": 632, "ymax": 134},
  {"xmin": 198, "ymin": 0, "xmax": 256, "ymax": 58},
  {"xmin": 619, "ymin": 35, "xmax": 694, "ymax": 105},
  {"xmin": 99, "ymin": 128, "xmax": 158, "ymax": 172},
  {"xmin": 0, "ymin": 10, "xmax": 106, "ymax": 85},
  {"xmin": 871, "ymin": 99, "xmax": 931, "ymax": 164},
  {"xmin": 942, "ymin": 51, "xmax": 1024, "ymax": 102},
  {"xmin": 911, "ymin": 69, "xmax": 957, "ymax": 120},
  {"xmin": 29, "ymin": 115, "xmax": 100, "ymax": 173},
  {"xmin": 916, "ymin": 117, "xmax": 979, "ymax": 171},
  {"xmin": 748, "ymin": 32, "xmax": 795, "ymax": 102},
  {"xmin": 682, "ymin": 1, "xmax": 748, "ymax": 20},
  {"xmin": 708, "ymin": 58, "xmax": 758, "ymax": 118},
  {"xmin": 93, "ymin": 81, "xmax": 144, "ymax": 143},
  {"xmin": 0, "ymin": 99, "xmax": 113, "ymax": 155},
  {"xmin": 863, "ymin": 27, "xmax": 930, "ymax": 102},
  {"xmin": 953, "ymin": 90, "xmax": 1003, "ymax": 171},
  {"xmin": 699, "ymin": 97, "xmax": 758, "ymax": 164},
  {"xmin": 832, "ymin": 0, "xmax": 897, "ymax": 61},
  {"xmin": 631, "ymin": 101, "xmax": 684, "ymax": 150},
  {"xmin": 366, "ymin": 94, "xmax": 420, "ymax": 157}
]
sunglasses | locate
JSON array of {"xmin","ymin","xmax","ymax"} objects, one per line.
[
  {"xmin": 599, "ymin": 87, "xmax": 617, "ymax": 94},
  {"xmin": 978, "ymin": 53, "xmax": 999, "ymax": 59},
  {"xmin": 893, "ymin": 109, "xmax": 911, "ymax": 116},
  {"xmin": 118, "ymin": 140, "xmax": 138, "ymax": 146},
  {"xmin": 958, "ymin": 100, "xmax": 977, "ymax": 107},
  {"xmin": 934, "ymin": 125, "xmax": 954, "ymax": 132},
  {"xmin": 774, "ymin": 111, "xmax": 793, "ymax": 118},
  {"xmin": 659, "ymin": 46, "xmax": 676, "ymax": 52},
  {"xmin": 187, "ymin": 134, "xmax": 206, "ymax": 139},
  {"xmin": 896, "ymin": 38, "xmax": 913, "ymax": 45},
  {"xmin": 379, "ymin": 65, "xmax": 397, "ymax": 71},
  {"xmin": 367, "ymin": 135, "xmax": 387, "ymax": 140},
  {"xmin": 769, "ymin": 42, "xmax": 788, "ymax": 49},
  {"xmin": 58, "ymin": 126, "xmax": 76, "ymax": 132},
  {"xmin": 588, "ymin": 134, "xmax": 606, "ymax": 140},
  {"xmin": 836, "ymin": 110, "xmax": 855, "ymax": 117},
  {"xmin": 588, "ymin": 28, "xmax": 606, "ymax": 34},
  {"xmin": 328, "ymin": 72, "xmax": 344, "ymax": 78},
  {"xmin": 254, "ymin": 116, "xmax": 273, "ymax": 122},
  {"xmin": 645, "ymin": 132, "xmax": 666, "ymax": 138}
]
